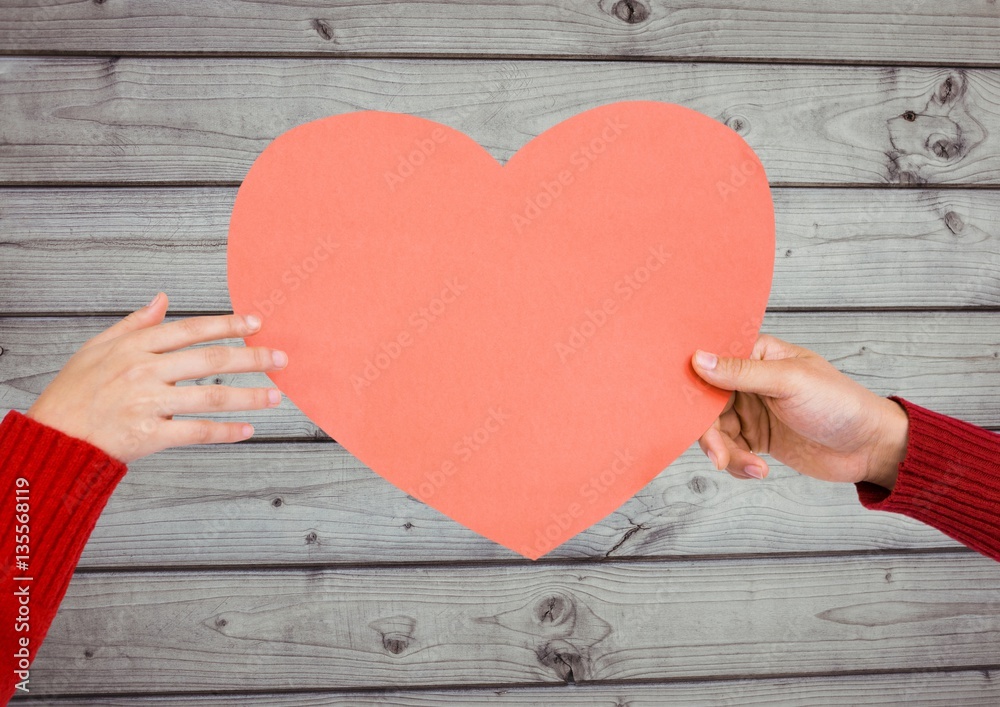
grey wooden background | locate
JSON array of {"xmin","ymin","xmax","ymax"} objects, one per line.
[{"xmin": 2, "ymin": 1, "xmax": 1000, "ymax": 704}]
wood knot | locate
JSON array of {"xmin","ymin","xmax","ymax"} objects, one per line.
[
  {"xmin": 902, "ymin": 111, "xmax": 918, "ymax": 122},
  {"xmin": 312, "ymin": 18, "xmax": 334, "ymax": 41},
  {"xmin": 928, "ymin": 135, "xmax": 964, "ymax": 160},
  {"xmin": 943, "ymin": 210, "xmax": 965, "ymax": 234},
  {"xmin": 383, "ymin": 636, "xmax": 409, "ymax": 654},
  {"xmin": 725, "ymin": 115, "xmax": 749, "ymax": 134},
  {"xmin": 305, "ymin": 531, "xmax": 319, "ymax": 544},
  {"xmin": 402, "ymin": 521, "xmax": 413, "ymax": 530},
  {"xmin": 611, "ymin": 0, "xmax": 650, "ymax": 24},
  {"xmin": 935, "ymin": 73, "xmax": 967, "ymax": 105},
  {"xmin": 271, "ymin": 497, "xmax": 283, "ymax": 508},
  {"xmin": 215, "ymin": 617, "xmax": 228, "ymax": 628},
  {"xmin": 688, "ymin": 475, "xmax": 710, "ymax": 494},
  {"xmin": 92, "ymin": 0, "xmax": 107, "ymax": 4},
  {"xmin": 534, "ymin": 592, "xmax": 576, "ymax": 627},
  {"xmin": 84, "ymin": 648, "xmax": 94, "ymax": 658},
  {"xmin": 369, "ymin": 615, "xmax": 416, "ymax": 655},
  {"xmin": 784, "ymin": 249, "xmax": 793, "ymax": 257},
  {"xmin": 939, "ymin": 77, "xmax": 956, "ymax": 103},
  {"xmin": 536, "ymin": 639, "xmax": 584, "ymax": 682}
]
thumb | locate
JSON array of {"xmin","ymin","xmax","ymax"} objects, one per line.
[
  {"xmin": 84, "ymin": 292, "xmax": 168, "ymax": 349},
  {"xmin": 691, "ymin": 349, "xmax": 793, "ymax": 399}
]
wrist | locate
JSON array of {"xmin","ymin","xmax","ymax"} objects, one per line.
[{"xmin": 864, "ymin": 397, "xmax": 909, "ymax": 490}]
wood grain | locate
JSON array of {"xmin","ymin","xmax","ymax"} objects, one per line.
[
  {"xmin": 1, "ymin": 188, "xmax": 998, "ymax": 313},
  {"xmin": 4, "ymin": 311, "xmax": 997, "ymax": 436},
  {"xmin": 1, "ymin": 59, "xmax": 998, "ymax": 185},
  {"xmin": 60, "ymin": 437, "xmax": 963, "ymax": 569},
  {"xmin": 5, "ymin": 2, "xmax": 1000, "ymax": 703},
  {"xmin": 12, "ymin": 670, "xmax": 1000, "ymax": 705},
  {"xmin": 23, "ymin": 554, "xmax": 1000, "ymax": 695},
  {"xmin": 1, "ymin": 1, "xmax": 998, "ymax": 65}
]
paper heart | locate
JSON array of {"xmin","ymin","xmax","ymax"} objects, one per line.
[{"xmin": 227, "ymin": 101, "xmax": 774, "ymax": 559}]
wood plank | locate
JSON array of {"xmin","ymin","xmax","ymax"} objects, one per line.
[
  {"xmin": 1, "ymin": 59, "xmax": 999, "ymax": 185},
  {"xmin": 3, "ymin": 311, "xmax": 997, "ymax": 565},
  {"xmin": 1, "ymin": 188, "xmax": 998, "ymax": 312},
  {"xmin": 66, "ymin": 438, "xmax": 967, "ymax": 569},
  {"xmin": 1, "ymin": 1, "xmax": 998, "ymax": 66},
  {"xmin": 23, "ymin": 554, "xmax": 1000, "ymax": 694},
  {"xmin": 4, "ymin": 311, "xmax": 998, "ymax": 440},
  {"xmin": 13, "ymin": 670, "xmax": 1000, "ymax": 705}
]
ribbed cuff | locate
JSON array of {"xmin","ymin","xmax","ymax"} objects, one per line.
[
  {"xmin": 1, "ymin": 409, "xmax": 128, "ymax": 664},
  {"xmin": 855, "ymin": 396, "xmax": 1000, "ymax": 561}
]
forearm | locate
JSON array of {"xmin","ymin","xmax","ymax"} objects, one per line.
[
  {"xmin": 1, "ymin": 410, "xmax": 128, "ymax": 701},
  {"xmin": 856, "ymin": 396, "xmax": 1000, "ymax": 562}
]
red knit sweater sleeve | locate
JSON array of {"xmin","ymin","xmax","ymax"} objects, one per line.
[
  {"xmin": 0, "ymin": 409, "xmax": 127, "ymax": 704},
  {"xmin": 855, "ymin": 396, "xmax": 1000, "ymax": 561}
]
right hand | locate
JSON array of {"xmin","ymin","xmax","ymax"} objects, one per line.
[{"xmin": 690, "ymin": 334, "xmax": 909, "ymax": 489}]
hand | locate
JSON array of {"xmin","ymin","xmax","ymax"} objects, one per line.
[
  {"xmin": 690, "ymin": 334, "xmax": 909, "ymax": 489},
  {"xmin": 25, "ymin": 292, "xmax": 288, "ymax": 463}
]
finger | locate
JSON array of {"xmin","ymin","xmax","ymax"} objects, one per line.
[
  {"xmin": 731, "ymin": 392, "xmax": 772, "ymax": 453},
  {"xmin": 719, "ymin": 406, "xmax": 745, "ymax": 440},
  {"xmin": 723, "ymin": 438, "xmax": 770, "ymax": 480},
  {"xmin": 691, "ymin": 348, "xmax": 801, "ymax": 399},
  {"xmin": 157, "ymin": 419, "xmax": 255, "ymax": 449},
  {"xmin": 750, "ymin": 333, "xmax": 812, "ymax": 362},
  {"xmin": 165, "ymin": 385, "xmax": 281, "ymax": 415},
  {"xmin": 698, "ymin": 423, "xmax": 731, "ymax": 470},
  {"xmin": 83, "ymin": 292, "xmax": 168, "ymax": 350},
  {"xmin": 699, "ymin": 427, "xmax": 764, "ymax": 479},
  {"xmin": 133, "ymin": 312, "xmax": 262, "ymax": 354},
  {"xmin": 155, "ymin": 345, "xmax": 287, "ymax": 383}
]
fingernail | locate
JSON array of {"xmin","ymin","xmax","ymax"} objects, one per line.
[
  {"xmin": 745, "ymin": 464, "xmax": 766, "ymax": 479},
  {"xmin": 707, "ymin": 450, "xmax": 720, "ymax": 470},
  {"xmin": 241, "ymin": 424, "xmax": 254, "ymax": 439},
  {"xmin": 267, "ymin": 389, "xmax": 281, "ymax": 405},
  {"xmin": 694, "ymin": 350, "xmax": 718, "ymax": 371},
  {"xmin": 146, "ymin": 292, "xmax": 160, "ymax": 309},
  {"xmin": 272, "ymin": 350, "xmax": 288, "ymax": 368},
  {"xmin": 245, "ymin": 314, "xmax": 261, "ymax": 331}
]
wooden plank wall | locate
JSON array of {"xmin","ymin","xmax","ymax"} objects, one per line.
[{"xmin": 1, "ymin": 2, "xmax": 999, "ymax": 703}]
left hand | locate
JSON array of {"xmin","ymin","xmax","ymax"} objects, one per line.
[{"xmin": 26, "ymin": 292, "xmax": 287, "ymax": 463}]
